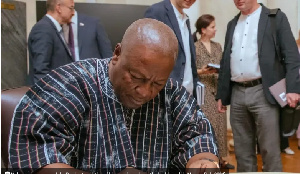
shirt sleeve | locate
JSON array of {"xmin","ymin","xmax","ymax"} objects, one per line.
[
  {"xmin": 168, "ymin": 80, "xmax": 219, "ymax": 170},
  {"xmin": 277, "ymin": 12, "xmax": 300, "ymax": 94},
  {"xmin": 8, "ymin": 59, "xmax": 99, "ymax": 173}
]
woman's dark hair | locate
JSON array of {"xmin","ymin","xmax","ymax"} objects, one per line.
[
  {"xmin": 195, "ymin": 14, "xmax": 215, "ymax": 34},
  {"xmin": 192, "ymin": 32, "xmax": 198, "ymax": 42}
]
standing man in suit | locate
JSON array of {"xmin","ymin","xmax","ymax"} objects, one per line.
[
  {"xmin": 144, "ymin": 0, "xmax": 199, "ymax": 98},
  {"xmin": 63, "ymin": 11, "xmax": 113, "ymax": 61},
  {"xmin": 28, "ymin": 0, "xmax": 75, "ymax": 84},
  {"xmin": 216, "ymin": 0, "xmax": 300, "ymax": 172}
]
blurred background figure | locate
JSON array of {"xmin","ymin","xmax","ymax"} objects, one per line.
[
  {"xmin": 280, "ymin": 126, "xmax": 295, "ymax": 154},
  {"xmin": 27, "ymin": 0, "xmax": 75, "ymax": 84},
  {"xmin": 194, "ymin": 14, "xmax": 234, "ymax": 169},
  {"xmin": 297, "ymin": 30, "xmax": 300, "ymax": 53},
  {"xmin": 62, "ymin": 10, "xmax": 112, "ymax": 61},
  {"xmin": 297, "ymin": 29, "xmax": 300, "ymax": 150},
  {"xmin": 216, "ymin": 1, "xmax": 300, "ymax": 172},
  {"xmin": 144, "ymin": 0, "xmax": 199, "ymax": 98}
]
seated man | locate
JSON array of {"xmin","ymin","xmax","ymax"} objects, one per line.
[{"xmin": 9, "ymin": 18, "xmax": 219, "ymax": 174}]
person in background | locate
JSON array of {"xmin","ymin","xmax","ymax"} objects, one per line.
[
  {"xmin": 27, "ymin": 0, "xmax": 75, "ymax": 84},
  {"xmin": 9, "ymin": 18, "xmax": 219, "ymax": 174},
  {"xmin": 297, "ymin": 29, "xmax": 300, "ymax": 53},
  {"xmin": 280, "ymin": 122, "xmax": 295, "ymax": 154},
  {"xmin": 144, "ymin": 0, "xmax": 199, "ymax": 98},
  {"xmin": 192, "ymin": 31, "xmax": 199, "ymax": 43},
  {"xmin": 280, "ymin": 30, "xmax": 300, "ymax": 153},
  {"xmin": 297, "ymin": 29, "xmax": 300, "ymax": 150},
  {"xmin": 62, "ymin": 10, "xmax": 113, "ymax": 61},
  {"xmin": 216, "ymin": 0, "xmax": 300, "ymax": 172},
  {"xmin": 194, "ymin": 14, "xmax": 234, "ymax": 169}
]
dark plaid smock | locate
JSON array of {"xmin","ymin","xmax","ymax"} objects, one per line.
[{"xmin": 9, "ymin": 58, "xmax": 218, "ymax": 173}]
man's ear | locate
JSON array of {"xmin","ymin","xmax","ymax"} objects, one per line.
[
  {"xmin": 56, "ymin": 3, "xmax": 61, "ymax": 13},
  {"xmin": 111, "ymin": 43, "xmax": 122, "ymax": 65},
  {"xmin": 113, "ymin": 43, "xmax": 122, "ymax": 57}
]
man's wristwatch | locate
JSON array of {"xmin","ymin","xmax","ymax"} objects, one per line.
[{"xmin": 201, "ymin": 158, "xmax": 220, "ymax": 168}]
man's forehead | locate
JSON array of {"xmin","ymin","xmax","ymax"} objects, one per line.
[
  {"xmin": 128, "ymin": 60, "xmax": 169, "ymax": 82},
  {"xmin": 62, "ymin": 0, "xmax": 74, "ymax": 4}
]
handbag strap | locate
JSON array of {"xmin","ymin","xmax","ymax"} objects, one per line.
[{"xmin": 269, "ymin": 8, "xmax": 283, "ymax": 63}]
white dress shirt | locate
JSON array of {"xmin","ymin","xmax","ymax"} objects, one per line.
[
  {"xmin": 171, "ymin": 4, "xmax": 193, "ymax": 94},
  {"xmin": 71, "ymin": 11, "xmax": 80, "ymax": 61},
  {"xmin": 46, "ymin": 14, "xmax": 70, "ymax": 55},
  {"xmin": 230, "ymin": 6, "xmax": 262, "ymax": 82}
]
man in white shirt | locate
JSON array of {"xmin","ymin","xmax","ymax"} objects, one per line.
[
  {"xmin": 28, "ymin": 0, "xmax": 75, "ymax": 84},
  {"xmin": 144, "ymin": 0, "xmax": 199, "ymax": 98},
  {"xmin": 216, "ymin": 0, "xmax": 300, "ymax": 172}
]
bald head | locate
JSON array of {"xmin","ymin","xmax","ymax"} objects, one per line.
[
  {"xmin": 46, "ymin": 0, "xmax": 74, "ymax": 25},
  {"xmin": 121, "ymin": 18, "xmax": 178, "ymax": 61},
  {"xmin": 47, "ymin": 0, "xmax": 59, "ymax": 12},
  {"xmin": 109, "ymin": 18, "xmax": 179, "ymax": 109}
]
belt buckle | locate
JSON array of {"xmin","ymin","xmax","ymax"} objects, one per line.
[{"xmin": 241, "ymin": 81, "xmax": 248, "ymax": 87}]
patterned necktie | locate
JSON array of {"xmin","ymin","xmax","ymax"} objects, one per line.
[{"xmin": 68, "ymin": 24, "xmax": 75, "ymax": 60}]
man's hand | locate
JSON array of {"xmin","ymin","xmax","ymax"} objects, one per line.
[
  {"xmin": 118, "ymin": 167, "xmax": 146, "ymax": 174},
  {"xmin": 217, "ymin": 99, "xmax": 227, "ymax": 113},
  {"xmin": 186, "ymin": 153, "xmax": 219, "ymax": 174},
  {"xmin": 186, "ymin": 159, "xmax": 219, "ymax": 174},
  {"xmin": 286, "ymin": 93, "xmax": 300, "ymax": 108},
  {"xmin": 36, "ymin": 163, "xmax": 90, "ymax": 174}
]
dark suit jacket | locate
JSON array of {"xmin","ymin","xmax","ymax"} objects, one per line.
[
  {"xmin": 216, "ymin": 4, "xmax": 300, "ymax": 105},
  {"xmin": 77, "ymin": 13, "xmax": 113, "ymax": 59},
  {"xmin": 28, "ymin": 15, "xmax": 73, "ymax": 85},
  {"xmin": 144, "ymin": 0, "xmax": 199, "ymax": 97}
]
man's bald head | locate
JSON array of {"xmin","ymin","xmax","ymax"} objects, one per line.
[
  {"xmin": 46, "ymin": 0, "xmax": 74, "ymax": 25},
  {"xmin": 47, "ymin": 0, "xmax": 58, "ymax": 12},
  {"xmin": 109, "ymin": 18, "xmax": 179, "ymax": 109},
  {"xmin": 121, "ymin": 18, "xmax": 178, "ymax": 61}
]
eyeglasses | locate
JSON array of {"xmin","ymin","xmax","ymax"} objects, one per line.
[{"xmin": 59, "ymin": 4, "xmax": 75, "ymax": 11}]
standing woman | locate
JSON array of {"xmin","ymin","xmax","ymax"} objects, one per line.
[{"xmin": 194, "ymin": 14, "xmax": 234, "ymax": 169}]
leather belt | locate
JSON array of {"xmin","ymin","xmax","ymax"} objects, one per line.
[{"xmin": 234, "ymin": 78, "xmax": 262, "ymax": 87}]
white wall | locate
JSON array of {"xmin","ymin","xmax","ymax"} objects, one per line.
[
  {"xmin": 37, "ymin": 0, "xmax": 161, "ymax": 5},
  {"xmin": 266, "ymin": 0, "xmax": 299, "ymax": 38},
  {"xmin": 198, "ymin": 0, "xmax": 238, "ymax": 48},
  {"xmin": 184, "ymin": 0, "xmax": 201, "ymax": 34},
  {"xmin": 16, "ymin": 0, "xmax": 36, "ymax": 72},
  {"xmin": 17, "ymin": 0, "xmax": 36, "ymax": 38}
]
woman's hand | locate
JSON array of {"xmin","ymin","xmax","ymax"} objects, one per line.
[{"xmin": 197, "ymin": 65, "xmax": 218, "ymax": 75}]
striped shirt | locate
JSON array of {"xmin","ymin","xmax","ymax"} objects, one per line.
[{"xmin": 9, "ymin": 58, "xmax": 218, "ymax": 173}]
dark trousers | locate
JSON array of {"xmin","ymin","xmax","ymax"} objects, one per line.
[
  {"xmin": 280, "ymin": 113, "xmax": 289, "ymax": 150},
  {"xmin": 280, "ymin": 136, "xmax": 289, "ymax": 150}
]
